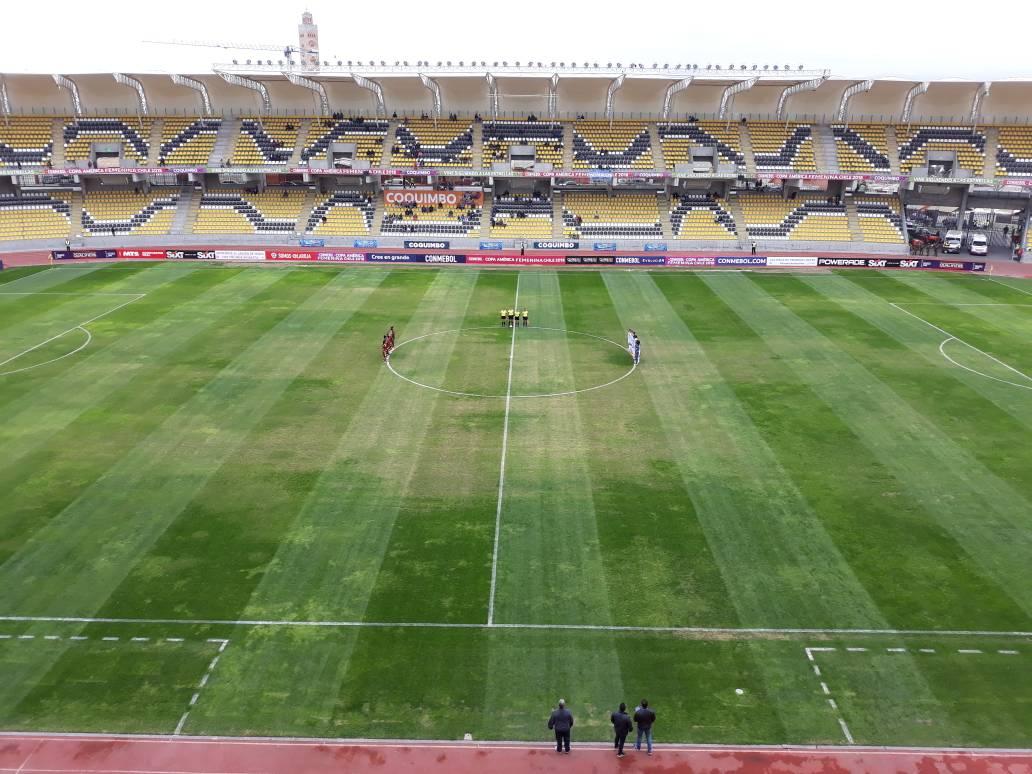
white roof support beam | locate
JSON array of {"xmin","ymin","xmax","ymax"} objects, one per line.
[
  {"xmin": 52, "ymin": 74, "xmax": 83, "ymax": 116},
  {"xmin": 548, "ymin": 74, "xmax": 560, "ymax": 119},
  {"xmin": 718, "ymin": 77, "xmax": 758, "ymax": 120},
  {"xmin": 605, "ymin": 74, "xmax": 625, "ymax": 120},
  {"xmin": 776, "ymin": 77, "xmax": 826, "ymax": 120},
  {"xmin": 170, "ymin": 74, "xmax": 213, "ymax": 116},
  {"xmin": 113, "ymin": 73, "xmax": 149, "ymax": 115},
  {"xmin": 836, "ymin": 79, "xmax": 874, "ymax": 122},
  {"xmin": 971, "ymin": 81, "xmax": 991, "ymax": 123},
  {"xmin": 419, "ymin": 74, "xmax": 442, "ymax": 119},
  {"xmin": 351, "ymin": 73, "xmax": 386, "ymax": 117},
  {"xmin": 216, "ymin": 71, "xmax": 271, "ymax": 114},
  {"xmin": 285, "ymin": 72, "xmax": 329, "ymax": 116},
  {"xmin": 900, "ymin": 81, "xmax": 929, "ymax": 123},
  {"xmin": 485, "ymin": 73, "xmax": 499, "ymax": 119},
  {"xmin": 660, "ymin": 78, "xmax": 693, "ymax": 122}
]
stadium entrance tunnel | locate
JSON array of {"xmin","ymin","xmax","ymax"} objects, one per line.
[{"xmin": 386, "ymin": 326, "xmax": 636, "ymax": 398}]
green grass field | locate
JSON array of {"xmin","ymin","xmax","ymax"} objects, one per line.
[{"xmin": 1, "ymin": 261, "xmax": 1030, "ymax": 746}]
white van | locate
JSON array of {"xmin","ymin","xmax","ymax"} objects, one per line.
[
  {"xmin": 943, "ymin": 230, "xmax": 964, "ymax": 253},
  {"xmin": 969, "ymin": 233, "xmax": 989, "ymax": 256}
]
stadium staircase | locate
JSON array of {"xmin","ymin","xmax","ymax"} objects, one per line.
[
  {"xmin": 68, "ymin": 190, "xmax": 83, "ymax": 240},
  {"xmin": 480, "ymin": 189, "xmax": 493, "ymax": 237},
  {"xmin": 813, "ymin": 124, "xmax": 838, "ymax": 173},
  {"xmin": 649, "ymin": 123, "xmax": 665, "ymax": 170},
  {"xmin": 726, "ymin": 193, "xmax": 750, "ymax": 248},
  {"xmin": 471, "ymin": 121, "xmax": 484, "ymax": 169},
  {"xmin": 739, "ymin": 123, "xmax": 757, "ymax": 177},
  {"xmin": 885, "ymin": 126, "xmax": 902, "ymax": 174},
  {"xmin": 50, "ymin": 119, "xmax": 66, "ymax": 168},
  {"xmin": 384, "ymin": 118, "xmax": 398, "ymax": 164},
  {"xmin": 562, "ymin": 123, "xmax": 574, "ymax": 168},
  {"xmin": 844, "ymin": 197, "xmax": 865, "ymax": 242},
  {"xmin": 982, "ymin": 126, "xmax": 999, "ymax": 178},
  {"xmin": 210, "ymin": 118, "xmax": 240, "ymax": 167},
  {"xmin": 288, "ymin": 119, "xmax": 313, "ymax": 166},
  {"xmin": 657, "ymin": 191, "xmax": 674, "ymax": 239},
  {"xmin": 551, "ymin": 194, "xmax": 563, "ymax": 238},
  {"xmin": 371, "ymin": 194, "xmax": 386, "ymax": 235},
  {"xmin": 147, "ymin": 120, "xmax": 164, "ymax": 165},
  {"xmin": 170, "ymin": 185, "xmax": 199, "ymax": 234},
  {"xmin": 295, "ymin": 187, "xmax": 319, "ymax": 234}
]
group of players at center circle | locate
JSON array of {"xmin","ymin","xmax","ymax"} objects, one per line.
[{"xmin": 500, "ymin": 308, "xmax": 529, "ymax": 327}]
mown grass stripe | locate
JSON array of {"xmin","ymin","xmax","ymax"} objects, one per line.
[
  {"xmin": 194, "ymin": 271, "xmax": 478, "ymax": 734},
  {"xmin": 717, "ymin": 273, "xmax": 1032, "ymax": 621},
  {"xmin": 603, "ymin": 272, "xmax": 888, "ymax": 629},
  {"xmin": 662, "ymin": 273, "xmax": 1027, "ymax": 632},
  {"xmin": 560, "ymin": 272, "xmax": 736, "ymax": 628}
]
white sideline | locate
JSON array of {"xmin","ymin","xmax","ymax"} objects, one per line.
[
  {"xmin": 989, "ymin": 277, "xmax": 1032, "ymax": 296},
  {"xmin": 487, "ymin": 274, "xmax": 519, "ymax": 626},
  {"xmin": 2, "ymin": 614, "xmax": 1032, "ymax": 638},
  {"xmin": 0, "ymin": 292, "xmax": 146, "ymax": 377}
]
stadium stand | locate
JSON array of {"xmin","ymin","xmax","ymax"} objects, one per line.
[
  {"xmin": 63, "ymin": 118, "xmax": 152, "ymax": 164},
  {"xmin": 193, "ymin": 188, "xmax": 306, "ymax": 234},
  {"xmin": 739, "ymin": 192, "xmax": 851, "ymax": 241},
  {"xmin": 231, "ymin": 119, "xmax": 300, "ymax": 166},
  {"xmin": 391, "ymin": 119, "xmax": 474, "ymax": 167},
  {"xmin": 489, "ymin": 194, "xmax": 553, "ymax": 238},
  {"xmin": 301, "ymin": 118, "xmax": 389, "ymax": 166},
  {"xmin": 995, "ymin": 127, "xmax": 1032, "ymax": 177},
  {"xmin": 854, "ymin": 195, "xmax": 905, "ymax": 242},
  {"xmin": 482, "ymin": 121, "xmax": 564, "ymax": 168},
  {"xmin": 895, "ymin": 125, "xmax": 986, "ymax": 174},
  {"xmin": 0, "ymin": 192, "xmax": 71, "ymax": 240},
  {"xmin": 572, "ymin": 121, "xmax": 654, "ymax": 169},
  {"xmin": 562, "ymin": 191, "xmax": 662, "ymax": 238},
  {"xmin": 306, "ymin": 191, "xmax": 376, "ymax": 235},
  {"xmin": 669, "ymin": 192, "xmax": 738, "ymax": 239},
  {"xmin": 750, "ymin": 122, "xmax": 817, "ymax": 172},
  {"xmin": 81, "ymin": 190, "xmax": 179, "ymax": 236},
  {"xmin": 157, "ymin": 118, "xmax": 221, "ymax": 166},
  {"xmin": 658, "ymin": 122, "xmax": 745, "ymax": 170},
  {"xmin": 0, "ymin": 117, "xmax": 54, "ymax": 168},
  {"xmin": 381, "ymin": 191, "xmax": 482, "ymax": 235},
  {"xmin": 832, "ymin": 124, "xmax": 892, "ymax": 172}
]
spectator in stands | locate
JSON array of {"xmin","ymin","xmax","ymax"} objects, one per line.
[
  {"xmin": 547, "ymin": 699, "xmax": 574, "ymax": 754},
  {"xmin": 611, "ymin": 703, "xmax": 632, "ymax": 758},
  {"xmin": 634, "ymin": 700, "xmax": 655, "ymax": 754}
]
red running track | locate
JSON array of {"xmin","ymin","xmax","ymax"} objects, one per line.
[{"xmin": 2, "ymin": 735, "xmax": 1031, "ymax": 773}]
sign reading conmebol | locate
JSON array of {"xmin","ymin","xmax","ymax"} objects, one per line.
[
  {"xmin": 385, "ymin": 189, "xmax": 483, "ymax": 208},
  {"xmin": 666, "ymin": 256, "xmax": 717, "ymax": 266}
]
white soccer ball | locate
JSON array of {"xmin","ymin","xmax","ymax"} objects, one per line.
[{"xmin": 735, "ymin": 688, "xmax": 744, "ymax": 695}]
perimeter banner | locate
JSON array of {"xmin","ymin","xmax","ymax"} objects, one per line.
[
  {"xmin": 614, "ymin": 256, "xmax": 667, "ymax": 265},
  {"xmin": 215, "ymin": 250, "xmax": 266, "ymax": 261},
  {"xmin": 714, "ymin": 256, "xmax": 767, "ymax": 266},
  {"xmin": 367, "ymin": 253, "xmax": 466, "ymax": 263},
  {"xmin": 666, "ymin": 256, "xmax": 717, "ymax": 266},
  {"xmin": 767, "ymin": 256, "xmax": 819, "ymax": 267},
  {"xmin": 52, "ymin": 249, "xmax": 118, "ymax": 260},
  {"xmin": 466, "ymin": 255, "xmax": 566, "ymax": 265},
  {"xmin": 117, "ymin": 249, "xmax": 168, "ymax": 259}
]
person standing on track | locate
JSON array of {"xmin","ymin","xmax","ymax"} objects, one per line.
[
  {"xmin": 610, "ymin": 702, "xmax": 633, "ymax": 757},
  {"xmin": 634, "ymin": 699, "xmax": 656, "ymax": 755},
  {"xmin": 547, "ymin": 699, "xmax": 574, "ymax": 754}
]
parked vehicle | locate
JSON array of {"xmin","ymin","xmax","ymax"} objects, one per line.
[
  {"xmin": 943, "ymin": 230, "xmax": 964, "ymax": 253},
  {"xmin": 969, "ymin": 233, "xmax": 989, "ymax": 256}
]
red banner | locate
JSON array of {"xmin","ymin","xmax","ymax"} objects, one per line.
[
  {"xmin": 384, "ymin": 188, "xmax": 483, "ymax": 208},
  {"xmin": 665, "ymin": 256, "xmax": 716, "ymax": 266}
]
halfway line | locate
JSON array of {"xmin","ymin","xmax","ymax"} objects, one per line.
[{"xmin": 487, "ymin": 273, "xmax": 520, "ymax": 626}]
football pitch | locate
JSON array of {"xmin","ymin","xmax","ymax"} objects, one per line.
[{"xmin": 1, "ymin": 261, "xmax": 1031, "ymax": 747}]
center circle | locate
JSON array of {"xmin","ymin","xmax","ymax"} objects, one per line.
[{"xmin": 386, "ymin": 325, "xmax": 637, "ymax": 398}]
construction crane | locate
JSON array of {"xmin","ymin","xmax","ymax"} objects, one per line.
[{"xmin": 143, "ymin": 39, "xmax": 319, "ymax": 63}]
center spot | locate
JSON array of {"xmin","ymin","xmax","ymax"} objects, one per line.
[{"xmin": 387, "ymin": 326, "xmax": 636, "ymax": 398}]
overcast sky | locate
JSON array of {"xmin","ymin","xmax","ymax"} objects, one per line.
[{"xmin": 3, "ymin": 0, "xmax": 1029, "ymax": 80}]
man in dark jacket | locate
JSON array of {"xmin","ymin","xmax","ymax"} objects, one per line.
[
  {"xmin": 634, "ymin": 699, "xmax": 656, "ymax": 755},
  {"xmin": 547, "ymin": 699, "xmax": 574, "ymax": 753},
  {"xmin": 610, "ymin": 702, "xmax": 633, "ymax": 757}
]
